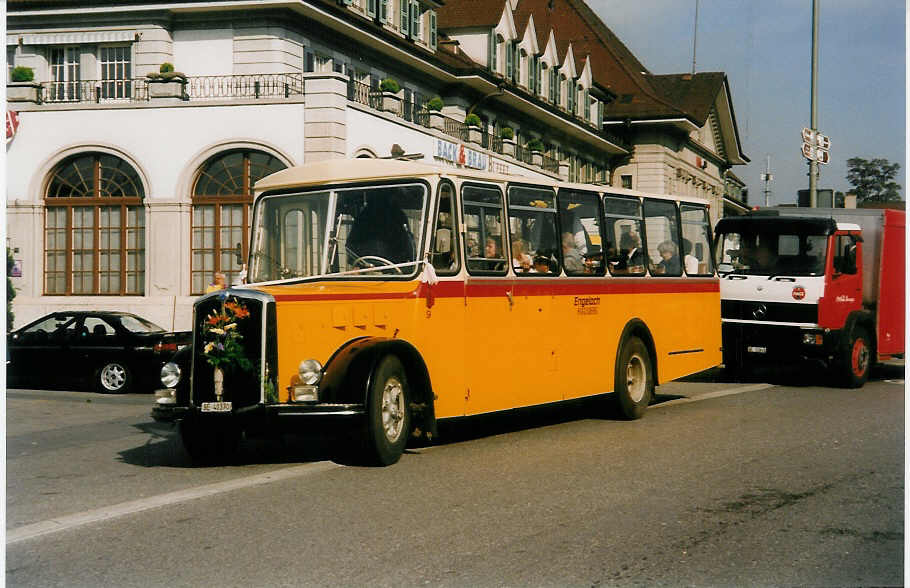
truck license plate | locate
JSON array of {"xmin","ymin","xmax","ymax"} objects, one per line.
[
  {"xmin": 746, "ymin": 346, "xmax": 767, "ymax": 354},
  {"xmin": 201, "ymin": 401, "xmax": 232, "ymax": 412}
]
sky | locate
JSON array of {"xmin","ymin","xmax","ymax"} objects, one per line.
[{"xmin": 591, "ymin": 0, "xmax": 906, "ymax": 206}]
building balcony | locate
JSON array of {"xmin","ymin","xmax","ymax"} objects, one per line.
[{"xmin": 14, "ymin": 71, "xmax": 605, "ymax": 179}]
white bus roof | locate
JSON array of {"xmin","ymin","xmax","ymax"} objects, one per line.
[{"xmin": 254, "ymin": 158, "xmax": 710, "ymax": 206}]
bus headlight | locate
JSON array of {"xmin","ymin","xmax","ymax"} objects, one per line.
[
  {"xmin": 160, "ymin": 362, "xmax": 181, "ymax": 388},
  {"xmin": 298, "ymin": 359, "xmax": 323, "ymax": 385}
]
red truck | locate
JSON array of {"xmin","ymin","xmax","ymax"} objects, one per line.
[{"xmin": 714, "ymin": 207, "xmax": 904, "ymax": 387}]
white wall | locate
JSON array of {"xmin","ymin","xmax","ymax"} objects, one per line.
[{"xmin": 173, "ymin": 28, "xmax": 234, "ymax": 76}]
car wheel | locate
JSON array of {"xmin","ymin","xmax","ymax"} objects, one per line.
[
  {"xmin": 614, "ymin": 336, "xmax": 653, "ymax": 419},
  {"xmin": 97, "ymin": 361, "xmax": 132, "ymax": 394},
  {"xmin": 840, "ymin": 326, "xmax": 871, "ymax": 388},
  {"xmin": 363, "ymin": 355, "xmax": 410, "ymax": 466}
]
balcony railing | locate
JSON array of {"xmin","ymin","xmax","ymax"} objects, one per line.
[
  {"xmin": 40, "ymin": 79, "xmax": 149, "ymax": 103},
  {"xmin": 186, "ymin": 73, "xmax": 303, "ymax": 99},
  {"xmin": 37, "ymin": 73, "xmax": 305, "ymax": 104}
]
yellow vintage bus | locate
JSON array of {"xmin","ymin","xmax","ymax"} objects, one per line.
[{"xmin": 169, "ymin": 158, "xmax": 721, "ymax": 465}]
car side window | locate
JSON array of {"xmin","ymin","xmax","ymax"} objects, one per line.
[{"xmin": 83, "ymin": 317, "xmax": 116, "ymax": 337}]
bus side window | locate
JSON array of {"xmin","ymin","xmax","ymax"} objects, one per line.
[
  {"xmin": 462, "ymin": 184, "xmax": 507, "ymax": 275},
  {"xmin": 557, "ymin": 189, "xmax": 604, "ymax": 276},
  {"xmin": 643, "ymin": 199, "xmax": 682, "ymax": 276},
  {"xmin": 603, "ymin": 195, "xmax": 645, "ymax": 276},
  {"xmin": 507, "ymin": 185, "xmax": 558, "ymax": 275},
  {"xmin": 430, "ymin": 182, "xmax": 460, "ymax": 274},
  {"xmin": 680, "ymin": 204, "xmax": 714, "ymax": 275}
]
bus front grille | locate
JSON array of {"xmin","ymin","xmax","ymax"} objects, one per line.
[{"xmin": 191, "ymin": 292, "xmax": 270, "ymax": 409}]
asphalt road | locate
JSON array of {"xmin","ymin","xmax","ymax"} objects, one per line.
[{"xmin": 6, "ymin": 364, "xmax": 904, "ymax": 587}]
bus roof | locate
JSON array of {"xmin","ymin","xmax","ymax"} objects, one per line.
[{"xmin": 254, "ymin": 158, "xmax": 710, "ymax": 206}]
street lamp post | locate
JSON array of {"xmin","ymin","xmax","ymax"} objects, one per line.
[{"xmin": 808, "ymin": 0, "xmax": 819, "ymax": 207}]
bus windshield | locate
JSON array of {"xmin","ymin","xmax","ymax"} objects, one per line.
[
  {"xmin": 715, "ymin": 229, "xmax": 827, "ymax": 276},
  {"xmin": 250, "ymin": 183, "xmax": 427, "ymax": 282}
]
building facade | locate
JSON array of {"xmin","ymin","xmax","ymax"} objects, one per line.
[{"xmin": 6, "ymin": 0, "xmax": 748, "ymax": 330}]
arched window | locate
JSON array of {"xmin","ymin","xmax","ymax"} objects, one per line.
[
  {"xmin": 191, "ymin": 149, "xmax": 287, "ymax": 293},
  {"xmin": 44, "ymin": 152, "xmax": 145, "ymax": 295}
]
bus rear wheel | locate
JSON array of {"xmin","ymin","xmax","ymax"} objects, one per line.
[
  {"xmin": 614, "ymin": 336, "xmax": 653, "ymax": 419},
  {"xmin": 364, "ymin": 355, "xmax": 410, "ymax": 466}
]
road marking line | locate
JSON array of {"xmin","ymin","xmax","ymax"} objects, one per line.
[
  {"xmin": 7, "ymin": 461, "xmax": 339, "ymax": 544},
  {"xmin": 653, "ymin": 383, "xmax": 774, "ymax": 409}
]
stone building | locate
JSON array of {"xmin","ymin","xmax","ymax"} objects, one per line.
[{"xmin": 6, "ymin": 0, "xmax": 748, "ymax": 330}]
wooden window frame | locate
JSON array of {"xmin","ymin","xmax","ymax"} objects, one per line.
[
  {"xmin": 190, "ymin": 150, "xmax": 287, "ymax": 294},
  {"xmin": 44, "ymin": 153, "xmax": 145, "ymax": 296}
]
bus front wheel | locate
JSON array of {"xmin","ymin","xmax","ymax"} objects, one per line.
[
  {"xmin": 364, "ymin": 355, "xmax": 410, "ymax": 466},
  {"xmin": 614, "ymin": 336, "xmax": 653, "ymax": 419}
]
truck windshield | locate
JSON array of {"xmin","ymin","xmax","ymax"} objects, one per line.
[
  {"xmin": 249, "ymin": 183, "xmax": 427, "ymax": 282},
  {"xmin": 715, "ymin": 230, "xmax": 827, "ymax": 276}
]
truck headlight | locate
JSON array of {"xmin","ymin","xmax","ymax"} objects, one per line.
[
  {"xmin": 298, "ymin": 359, "xmax": 323, "ymax": 385},
  {"xmin": 160, "ymin": 362, "xmax": 181, "ymax": 388}
]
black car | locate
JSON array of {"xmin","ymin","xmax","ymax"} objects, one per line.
[{"xmin": 7, "ymin": 311, "xmax": 191, "ymax": 393}]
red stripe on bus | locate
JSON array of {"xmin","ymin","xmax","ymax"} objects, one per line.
[{"xmin": 270, "ymin": 277, "xmax": 718, "ymax": 302}]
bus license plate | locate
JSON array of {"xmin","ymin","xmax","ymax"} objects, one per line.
[
  {"xmin": 201, "ymin": 401, "xmax": 232, "ymax": 413},
  {"xmin": 746, "ymin": 346, "xmax": 767, "ymax": 354}
]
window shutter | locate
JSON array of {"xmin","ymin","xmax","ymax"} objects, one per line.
[
  {"xmin": 505, "ymin": 42, "xmax": 513, "ymax": 80},
  {"xmin": 429, "ymin": 10, "xmax": 437, "ymax": 49},
  {"xmin": 411, "ymin": 0, "xmax": 421, "ymax": 39},
  {"xmin": 401, "ymin": 0, "xmax": 410, "ymax": 34},
  {"xmin": 597, "ymin": 99, "xmax": 604, "ymax": 129},
  {"xmin": 489, "ymin": 31, "xmax": 497, "ymax": 71},
  {"xmin": 584, "ymin": 88, "xmax": 590, "ymax": 120}
]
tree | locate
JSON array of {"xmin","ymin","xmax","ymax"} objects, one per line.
[{"xmin": 846, "ymin": 157, "xmax": 902, "ymax": 203}]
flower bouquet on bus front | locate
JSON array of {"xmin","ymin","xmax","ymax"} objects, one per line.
[{"xmin": 201, "ymin": 298, "xmax": 254, "ymax": 403}]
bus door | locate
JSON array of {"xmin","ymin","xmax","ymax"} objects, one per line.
[
  {"xmin": 421, "ymin": 180, "xmax": 468, "ymax": 420},
  {"xmin": 460, "ymin": 183, "xmax": 516, "ymax": 415},
  {"xmin": 506, "ymin": 185, "xmax": 561, "ymax": 406}
]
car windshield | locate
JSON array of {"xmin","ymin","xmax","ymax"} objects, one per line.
[
  {"xmin": 715, "ymin": 230, "xmax": 827, "ymax": 276},
  {"xmin": 250, "ymin": 183, "xmax": 427, "ymax": 282},
  {"xmin": 118, "ymin": 315, "xmax": 165, "ymax": 333}
]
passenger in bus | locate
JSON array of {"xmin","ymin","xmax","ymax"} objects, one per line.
[
  {"xmin": 561, "ymin": 232, "xmax": 585, "ymax": 273},
  {"xmin": 483, "ymin": 236, "xmax": 505, "ymax": 270},
  {"xmin": 612, "ymin": 230, "xmax": 644, "ymax": 273},
  {"xmin": 511, "ymin": 238, "xmax": 532, "ymax": 272},
  {"xmin": 654, "ymin": 240, "xmax": 681, "ymax": 275},
  {"xmin": 682, "ymin": 239, "xmax": 699, "ymax": 274},
  {"xmin": 347, "ymin": 195, "xmax": 415, "ymax": 265},
  {"xmin": 532, "ymin": 255, "xmax": 551, "ymax": 274}
]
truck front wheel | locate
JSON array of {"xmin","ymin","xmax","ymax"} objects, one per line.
[{"xmin": 840, "ymin": 326, "xmax": 871, "ymax": 388}]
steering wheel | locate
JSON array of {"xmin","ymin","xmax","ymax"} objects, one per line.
[{"xmin": 352, "ymin": 255, "xmax": 403, "ymax": 275}]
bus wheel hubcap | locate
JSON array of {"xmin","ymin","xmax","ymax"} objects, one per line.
[
  {"xmin": 626, "ymin": 354, "xmax": 646, "ymax": 403},
  {"xmin": 381, "ymin": 376, "xmax": 404, "ymax": 442}
]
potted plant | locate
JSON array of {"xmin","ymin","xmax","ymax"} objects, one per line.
[
  {"xmin": 425, "ymin": 96, "xmax": 445, "ymax": 130},
  {"xmin": 378, "ymin": 78, "xmax": 402, "ymax": 114},
  {"xmin": 7, "ymin": 66, "xmax": 41, "ymax": 103},
  {"xmin": 146, "ymin": 62, "xmax": 188, "ymax": 99},
  {"xmin": 527, "ymin": 138, "xmax": 545, "ymax": 166},
  {"xmin": 500, "ymin": 126, "xmax": 516, "ymax": 157},
  {"xmin": 465, "ymin": 113, "xmax": 483, "ymax": 144}
]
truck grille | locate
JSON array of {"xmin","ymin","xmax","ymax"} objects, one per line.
[
  {"xmin": 191, "ymin": 291, "xmax": 277, "ymax": 409},
  {"xmin": 722, "ymin": 300, "xmax": 818, "ymax": 324}
]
